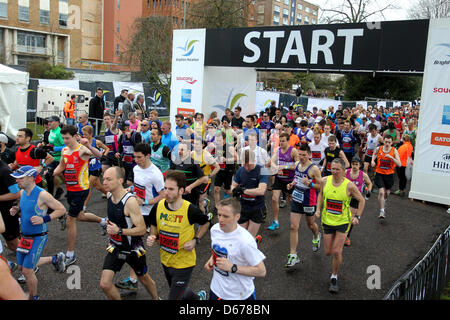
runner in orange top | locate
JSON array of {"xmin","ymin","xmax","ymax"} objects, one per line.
[
  {"xmin": 53, "ymin": 125, "xmax": 107, "ymax": 267},
  {"xmin": 64, "ymin": 95, "xmax": 76, "ymax": 126},
  {"xmin": 394, "ymin": 135, "xmax": 414, "ymax": 197},
  {"xmin": 371, "ymin": 135, "xmax": 401, "ymax": 220}
]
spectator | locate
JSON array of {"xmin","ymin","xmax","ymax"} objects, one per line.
[
  {"xmin": 64, "ymin": 94, "xmax": 76, "ymax": 125},
  {"xmin": 0, "ymin": 134, "xmax": 14, "ymax": 164},
  {"xmin": 114, "ymin": 89, "xmax": 128, "ymax": 113},
  {"xmin": 88, "ymin": 87, "xmax": 105, "ymax": 136},
  {"xmin": 122, "ymin": 93, "xmax": 136, "ymax": 120}
]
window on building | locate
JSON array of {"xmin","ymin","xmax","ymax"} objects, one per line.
[
  {"xmin": 305, "ymin": 6, "xmax": 310, "ymax": 13},
  {"xmin": 59, "ymin": 0, "xmax": 68, "ymax": 27},
  {"xmin": 283, "ymin": 18, "xmax": 288, "ymax": 25},
  {"xmin": 312, "ymin": 9, "xmax": 317, "ymax": 15},
  {"xmin": 283, "ymin": 8, "xmax": 289, "ymax": 17},
  {"xmin": 296, "ymin": 13, "xmax": 302, "ymax": 21},
  {"xmin": 257, "ymin": 4, "xmax": 264, "ymax": 14},
  {"xmin": 116, "ymin": 44, "xmax": 120, "ymax": 56},
  {"xmin": 117, "ymin": 21, "xmax": 120, "ymax": 33},
  {"xmin": 18, "ymin": 0, "xmax": 29, "ymax": 22},
  {"xmin": 273, "ymin": 15, "xmax": 279, "ymax": 23},
  {"xmin": 297, "ymin": 3, "xmax": 302, "ymax": 10},
  {"xmin": 117, "ymin": 0, "xmax": 120, "ymax": 10},
  {"xmin": 40, "ymin": 0, "xmax": 50, "ymax": 25},
  {"xmin": 257, "ymin": 15, "xmax": 264, "ymax": 25},
  {"xmin": 0, "ymin": 0, "xmax": 7, "ymax": 19},
  {"xmin": 304, "ymin": 15, "xmax": 309, "ymax": 24},
  {"xmin": 312, "ymin": 18, "xmax": 316, "ymax": 24},
  {"xmin": 274, "ymin": 5, "xmax": 280, "ymax": 14},
  {"xmin": 283, "ymin": 0, "xmax": 289, "ymax": 5}
]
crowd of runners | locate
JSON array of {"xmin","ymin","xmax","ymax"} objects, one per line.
[{"xmin": 0, "ymin": 92, "xmax": 419, "ymax": 300}]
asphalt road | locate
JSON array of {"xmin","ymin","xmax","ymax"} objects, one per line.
[{"xmin": 3, "ymin": 180, "xmax": 449, "ymax": 300}]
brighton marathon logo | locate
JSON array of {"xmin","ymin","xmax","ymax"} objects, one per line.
[
  {"xmin": 433, "ymin": 43, "xmax": 450, "ymax": 66},
  {"xmin": 176, "ymin": 39, "xmax": 200, "ymax": 62},
  {"xmin": 148, "ymin": 89, "xmax": 162, "ymax": 106},
  {"xmin": 212, "ymin": 89, "xmax": 247, "ymax": 112},
  {"xmin": 176, "ymin": 76, "xmax": 197, "ymax": 85}
]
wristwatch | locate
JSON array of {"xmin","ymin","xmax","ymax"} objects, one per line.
[
  {"xmin": 231, "ymin": 264, "xmax": 238, "ymax": 273},
  {"xmin": 117, "ymin": 227, "xmax": 123, "ymax": 235},
  {"xmin": 355, "ymin": 215, "xmax": 361, "ymax": 220},
  {"xmin": 195, "ymin": 236, "xmax": 201, "ymax": 244}
]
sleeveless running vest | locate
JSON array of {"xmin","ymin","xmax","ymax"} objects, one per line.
[
  {"xmin": 193, "ymin": 149, "xmax": 212, "ymax": 183},
  {"xmin": 155, "ymin": 200, "xmax": 196, "ymax": 269},
  {"xmin": 324, "ymin": 147, "xmax": 341, "ymax": 172},
  {"xmin": 298, "ymin": 129, "xmax": 311, "ymax": 145},
  {"xmin": 15, "ymin": 145, "xmax": 42, "ymax": 184},
  {"xmin": 104, "ymin": 128, "xmax": 118, "ymax": 156},
  {"xmin": 63, "ymin": 145, "xmax": 89, "ymax": 192},
  {"xmin": 346, "ymin": 169, "xmax": 364, "ymax": 193},
  {"xmin": 88, "ymin": 138, "xmax": 102, "ymax": 172},
  {"xmin": 150, "ymin": 143, "xmax": 170, "ymax": 173},
  {"xmin": 20, "ymin": 186, "xmax": 48, "ymax": 235},
  {"xmin": 341, "ymin": 129, "xmax": 355, "ymax": 154},
  {"xmin": 107, "ymin": 192, "xmax": 143, "ymax": 251},
  {"xmin": 376, "ymin": 147, "xmax": 396, "ymax": 175},
  {"xmin": 277, "ymin": 146, "xmax": 295, "ymax": 182},
  {"xmin": 120, "ymin": 133, "xmax": 136, "ymax": 165},
  {"xmin": 292, "ymin": 163, "xmax": 317, "ymax": 206},
  {"xmin": 322, "ymin": 177, "xmax": 352, "ymax": 226}
]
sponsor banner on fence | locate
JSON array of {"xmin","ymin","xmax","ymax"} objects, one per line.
[
  {"xmin": 410, "ymin": 18, "xmax": 450, "ymax": 205},
  {"xmin": 255, "ymin": 91, "xmax": 280, "ymax": 113}
]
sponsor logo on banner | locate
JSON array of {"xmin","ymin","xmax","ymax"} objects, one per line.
[
  {"xmin": 211, "ymin": 89, "xmax": 247, "ymax": 112},
  {"xmin": 148, "ymin": 89, "xmax": 162, "ymax": 106},
  {"xmin": 430, "ymin": 132, "xmax": 450, "ymax": 147},
  {"xmin": 433, "ymin": 43, "xmax": 450, "ymax": 66},
  {"xmin": 442, "ymin": 154, "xmax": 450, "ymax": 162},
  {"xmin": 176, "ymin": 39, "xmax": 200, "ymax": 62},
  {"xmin": 176, "ymin": 77, "xmax": 197, "ymax": 85},
  {"xmin": 433, "ymin": 87, "xmax": 450, "ymax": 93},
  {"xmin": 181, "ymin": 89, "xmax": 192, "ymax": 103},
  {"xmin": 442, "ymin": 106, "xmax": 450, "ymax": 125},
  {"xmin": 177, "ymin": 108, "xmax": 195, "ymax": 116}
]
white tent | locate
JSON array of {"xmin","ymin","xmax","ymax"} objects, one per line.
[{"xmin": 0, "ymin": 64, "xmax": 29, "ymax": 139}]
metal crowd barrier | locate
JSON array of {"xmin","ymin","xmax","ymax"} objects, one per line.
[{"xmin": 383, "ymin": 225, "xmax": 450, "ymax": 300}]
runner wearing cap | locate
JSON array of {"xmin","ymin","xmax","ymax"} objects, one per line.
[
  {"xmin": 116, "ymin": 120, "xmax": 142, "ymax": 186},
  {"xmin": 10, "ymin": 166, "xmax": 67, "ymax": 300}
]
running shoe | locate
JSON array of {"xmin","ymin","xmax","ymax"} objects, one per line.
[
  {"xmin": 379, "ymin": 210, "xmax": 386, "ymax": 219},
  {"xmin": 115, "ymin": 277, "xmax": 138, "ymax": 291},
  {"xmin": 285, "ymin": 254, "xmax": 300, "ymax": 268},
  {"xmin": 447, "ymin": 208, "xmax": 450, "ymax": 214},
  {"xmin": 102, "ymin": 194, "xmax": 107, "ymax": 199},
  {"xmin": 65, "ymin": 255, "xmax": 77, "ymax": 267},
  {"xmin": 329, "ymin": 278, "xmax": 339, "ymax": 293},
  {"xmin": 255, "ymin": 235, "xmax": 263, "ymax": 245},
  {"xmin": 224, "ymin": 193, "xmax": 230, "ymax": 199},
  {"xmin": 344, "ymin": 237, "xmax": 351, "ymax": 247},
  {"xmin": 197, "ymin": 290, "xmax": 207, "ymax": 300},
  {"xmin": 54, "ymin": 187, "xmax": 64, "ymax": 200},
  {"xmin": 202, "ymin": 198, "xmax": 211, "ymax": 216},
  {"xmin": 52, "ymin": 252, "xmax": 66, "ymax": 273},
  {"xmin": 58, "ymin": 214, "xmax": 66, "ymax": 231},
  {"xmin": 312, "ymin": 234, "xmax": 321, "ymax": 252},
  {"xmin": 18, "ymin": 267, "xmax": 39, "ymax": 284},
  {"xmin": 279, "ymin": 199, "xmax": 287, "ymax": 208},
  {"xmin": 267, "ymin": 220, "xmax": 279, "ymax": 231}
]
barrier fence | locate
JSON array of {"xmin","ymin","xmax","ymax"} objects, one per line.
[{"xmin": 383, "ymin": 225, "xmax": 450, "ymax": 300}]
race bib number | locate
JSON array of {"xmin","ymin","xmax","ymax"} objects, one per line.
[
  {"xmin": 123, "ymin": 145, "xmax": 134, "ymax": 154},
  {"xmin": 380, "ymin": 159, "xmax": 391, "ymax": 170},
  {"xmin": 326, "ymin": 162, "xmax": 331, "ymax": 170},
  {"xmin": 159, "ymin": 230, "xmax": 179, "ymax": 254},
  {"xmin": 311, "ymin": 151, "xmax": 321, "ymax": 160},
  {"xmin": 123, "ymin": 155, "xmax": 133, "ymax": 163},
  {"xmin": 343, "ymin": 142, "xmax": 351, "ymax": 149},
  {"xmin": 17, "ymin": 237, "xmax": 34, "ymax": 254},
  {"xmin": 326, "ymin": 199, "xmax": 343, "ymax": 215},
  {"xmin": 134, "ymin": 183, "xmax": 146, "ymax": 200},
  {"xmin": 292, "ymin": 188, "xmax": 304, "ymax": 203},
  {"xmin": 366, "ymin": 149, "xmax": 374, "ymax": 156},
  {"xmin": 110, "ymin": 234, "xmax": 123, "ymax": 246},
  {"xmin": 64, "ymin": 169, "xmax": 78, "ymax": 185},
  {"xmin": 105, "ymin": 135, "xmax": 115, "ymax": 145}
]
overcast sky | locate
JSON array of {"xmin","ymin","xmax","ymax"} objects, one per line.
[{"xmin": 313, "ymin": 0, "xmax": 413, "ymax": 22}]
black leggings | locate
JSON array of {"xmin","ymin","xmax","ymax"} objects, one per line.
[
  {"xmin": 162, "ymin": 265, "xmax": 199, "ymax": 300},
  {"xmin": 396, "ymin": 166, "xmax": 407, "ymax": 191}
]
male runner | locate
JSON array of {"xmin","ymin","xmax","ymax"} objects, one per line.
[
  {"xmin": 10, "ymin": 166, "xmax": 67, "ymax": 300},
  {"xmin": 315, "ymin": 158, "xmax": 365, "ymax": 293},
  {"xmin": 146, "ymin": 170, "xmax": 211, "ymax": 300},
  {"xmin": 322, "ymin": 136, "xmax": 349, "ymax": 176},
  {"xmin": 116, "ymin": 120, "xmax": 142, "ymax": 186},
  {"xmin": 100, "ymin": 167, "xmax": 159, "ymax": 300},
  {"xmin": 231, "ymin": 149, "xmax": 268, "ymax": 243},
  {"xmin": 309, "ymin": 130, "xmax": 328, "ymax": 169},
  {"xmin": 268, "ymin": 133, "xmax": 298, "ymax": 231},
  {"xmin": 298, "ymin": 120, "xmax": 314, "ymax": 146},
  {"xmin": 285, "ymin": 144, "xmax": 322, "ymax": 267},
  {"xmin": 150, "ymin": 128, "xmax": 172, "ymax": 174},
  {"xmin": 53, "ymin": 125, "xmax": 107, "ymax": 266},
  {"xmin": 205, "ymin": 198, "xmax": 266, "ymax": 300},
  {"xmin": 362, "ymin": 124, "xmax": 383, "ymax": 176},
  {"xmin": 340, "ymin": 120, "xmax": 359, "ymax": 163},
  {"xmin": 371, "ymin": 135, "xmax": 401, "ymax": 219},
  {"xmin": 101, "ymin": 112, "xmax": 120, "ymax": 172},
  {"xmin": 115, "ymin": 143, "xmax": 166, "ymax": 291}
]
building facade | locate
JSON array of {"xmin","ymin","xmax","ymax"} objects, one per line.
[{"xmin": 254, "ymin": 0, "xmax": 319, "ymax": 26}]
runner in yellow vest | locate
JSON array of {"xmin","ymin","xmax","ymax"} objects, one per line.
[{"xmin": 315, "ymin": 157, "xmax": 365, "ymax": 294}]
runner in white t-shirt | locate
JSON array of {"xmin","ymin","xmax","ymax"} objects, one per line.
[
  {"xmin": 205, "ymin": 198, "xmax": 266, "ymax": 300},
  {"xmin": 115, "ymin": 143, "xmax": 165, "ymax": 292},
  {"xmin": 363, "ymin": 124, "xmax": 383, "ymax": 176},
  {"xmin": 240, "ymin": 133, "xmax": 270, "ymax": 169},
  {"xmin": 322, "ymin": 124, "xmax": 339, "ymax": 147},
  {"xmin": 309, "ymin": 131, "xmax": 328, "ymax": 169}
]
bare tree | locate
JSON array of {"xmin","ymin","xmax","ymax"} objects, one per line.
[
  {"xmin": 318, "ymin": 0, "xmax": 399, "ymax": 23},
  {"xmin": 408, "ymin": 0, "xmax": 450, "ymax": 19},
  {"xmin": 120, "ymin": 16, "xmax": 173, "ymax": 105},
  {"xmin": 187, "ymin": 0, "xmax": 253, "ymax": 28}
]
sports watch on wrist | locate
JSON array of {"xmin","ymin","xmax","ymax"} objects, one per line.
[{"xmin": 231, "ymin": 264, "xmax": 238, "ymax": 273}]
